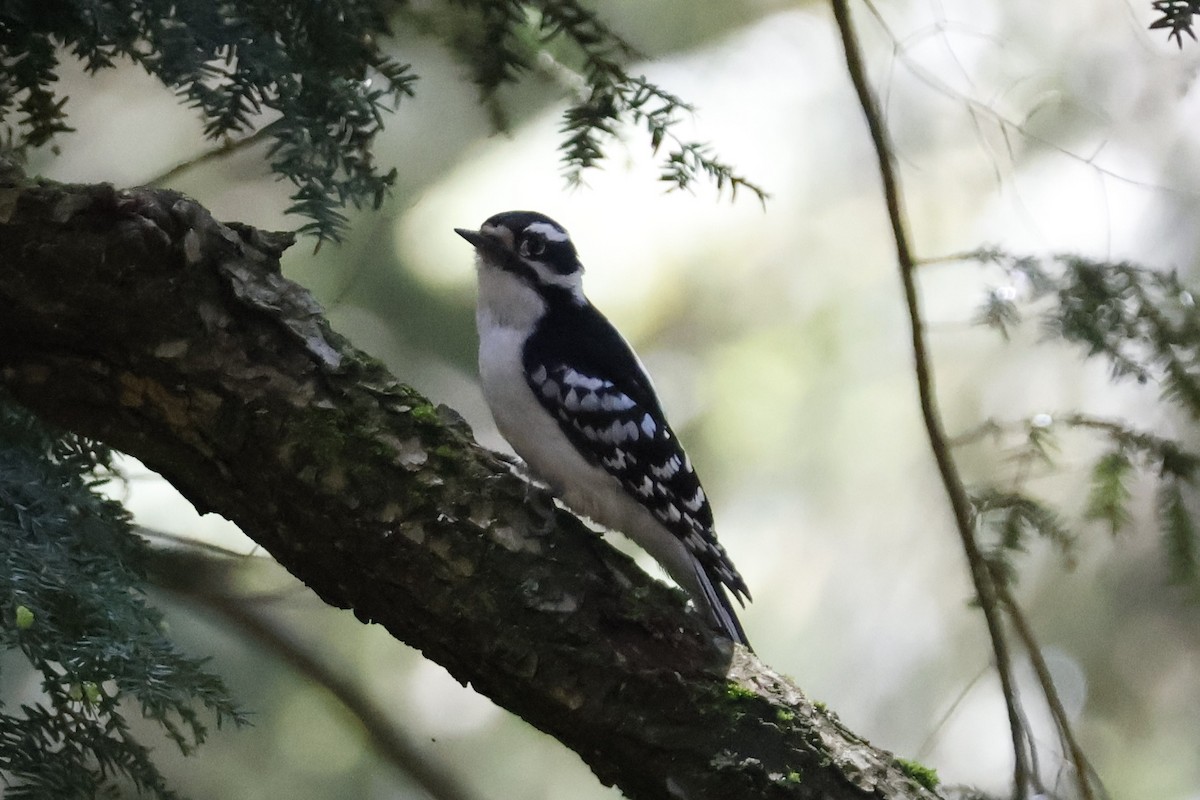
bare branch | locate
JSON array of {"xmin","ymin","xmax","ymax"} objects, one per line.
[
  {"xmin": 829, "ymin": 1, "xmax": 1032, "ymax": 796},
  {"xmin": 996, "ymin": 582, "xmax": 1100, "ymax": 800},
  {"xmin": 145, "ymin": 124, "xmax": 278, "ymax": 188},
  {"xmin": 146, "ymin": 542, "xmax": 481, "ymax": 800}
]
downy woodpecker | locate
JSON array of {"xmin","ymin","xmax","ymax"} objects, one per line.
[{"xmin": 457, "ymin": 210, "xmax": 750, "ymax": 647}]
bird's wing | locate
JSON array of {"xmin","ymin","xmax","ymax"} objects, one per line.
[{"xmin": 522, "ymin": 304, "xmax": 750, "ymax": 603}]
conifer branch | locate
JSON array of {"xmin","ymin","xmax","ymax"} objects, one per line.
[
  {"xmin": 1151, "ymin": 1, "xmax": 1200, "ymax": 47},
  {"xmin": 450, "ymin": 0, "xmax": 769, "ymax": 203},
  {"xmin": 4, "ymin": 1, "xmax": 765, "ymax": 240},
  {"xmin": 830, "ymin": 3, "xmax": 1062, "ymax": 797},
  {"xmin": 0, "ymin": 400, "xmax": 246, "ymax": 797},
  {"xmin": 995, "ymin": 584, "xmax": 1099, "ymax": 800},
  {"xmin": 0, "ymin": 0, "xmax": 416, "ymax": 243},
  {"xmin": 148, "ymin": 544, "xmax": 481, "ymax": 800}
]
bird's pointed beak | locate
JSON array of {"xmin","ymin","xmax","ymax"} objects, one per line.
[
  {"xmin": 455, "ymin": 227, "xmax": 488, "ymax": 248},
  {"xmin": 455, "ymin": 226, "xmax": 512, "ymax": 259}
]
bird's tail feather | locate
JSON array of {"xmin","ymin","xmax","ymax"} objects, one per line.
[{"xmin": 693, "ymin": 562, "xmax": 752, "ymax": 651}]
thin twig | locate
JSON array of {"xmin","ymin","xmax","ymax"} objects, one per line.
[
  {"xmin": 916, "ymin": 251, "xmax": 986, "ymax": 267},
  {"xmin": 947, "ymin": 418, "xmax": 1004, "ymax": 448},
  {"xmin": 145, "ymin": 123, "xmax": 278, "ymax": 187},
  {"xmin": 997, "ymin": 580, "xmax": 1100, "ymax": 800},
  {"xmin": 183, "ymin": 591, "xmax": 482, "ymax": 800},
  {"xmin": 915, "ymin": 660, "xmax": 990, "ymax": 759},
  {"xmin": 145, "ymin": 539, "xmax": 481, "ymax": 800},
  {"xmin": 859, "ymin": 0, "xmax": 1200, "ymax": 201},
  {"xmin": 135, "ymin": 525, "xmax": 261, "ymax": 559},
  {"xmin": 829, "ymin": 2, "xmax": 1032, "ymax": 797},
  {"xmin": 1012, "ymin": 688, "xmax": 1047, "ymax": 796}
]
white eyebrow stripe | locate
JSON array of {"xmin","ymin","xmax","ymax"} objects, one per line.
[{"xmin": 525, "ymin": 221, "xmax": 570, "ymax": 242}]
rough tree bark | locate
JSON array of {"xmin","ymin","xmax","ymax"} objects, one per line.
[{"xmin": 0, "ymin": 166, "xmax": 943, "ymax": 800}]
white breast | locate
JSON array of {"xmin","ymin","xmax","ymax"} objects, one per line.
[
  {"xmin": 474, "ymin": 265, "xmax": 701, "ymax": 605},
  {"xmin": 477, "ymin": 300, "xmax": 607, "ymax": 507}
]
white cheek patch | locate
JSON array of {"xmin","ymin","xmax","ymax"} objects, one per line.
[
  {"xmin": 529, "ymin": 260, "xmax": 584, "ymax": 294},
  {"xmin": 525, "ymin": 221, "xmax": 571, "ymax": 242}
]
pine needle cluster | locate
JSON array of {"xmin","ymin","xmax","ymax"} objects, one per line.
[
  {"xmin": 1, "ymin": 0, "xmax": 765, "ymax": 243},
  {"xmin": 1151, "ymin": 1, "xmax": 1200, "ymax": 47},
  {"xmin": 442, "ymin": 0, "xmax": 767, "ymax": 202},
  {"xmin": 0, "ymin": 0, "xmax": 415, "ymax": 242},
  {"xmin": 0, "ymin": 396, "xmax": 245, "ymax": 799},
  {"xmin": 967, "ymin": 250, "xmax": 1200, "ymax": 589}
]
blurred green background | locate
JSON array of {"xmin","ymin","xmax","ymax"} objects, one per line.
[{"xmin": 14, "ymin": 0, "xmax": 1200, "ymax": 797}]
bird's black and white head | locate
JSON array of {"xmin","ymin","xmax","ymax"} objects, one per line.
[{"xmin": 456, "ymin": 211, "xmax": 587, "ymax": 322}]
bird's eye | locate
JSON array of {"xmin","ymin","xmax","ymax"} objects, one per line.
[{"xmin": 519, "ymin": 235, "xmax": 546, "ymax": 257}]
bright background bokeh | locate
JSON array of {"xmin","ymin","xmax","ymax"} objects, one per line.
[{"xmin": 15, "ymin": 1, "xmax": 1200, "ymax": 798}]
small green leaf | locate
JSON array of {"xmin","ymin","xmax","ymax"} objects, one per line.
[
  {"xmin": 975, "ymin": 287, "xmax": 1021, "ymax": 339},
  {"xmin": 1159, "ymin": 480, "xmax": 1198, "ymax": 584},
  {"xmin": 972, "ymin": 488, "xmax": 1076, "ymax": 576},
  {"xmin": 1084, "ymin": 450, "xmax": 1132, "ymax": 535},
  {"xmin": 1024, "ymin": 418, "xmax": 1059, "ymax": 464},
  {"xmin": 14, "ymin": 604, "xmax": 34, "ymax": 629}
]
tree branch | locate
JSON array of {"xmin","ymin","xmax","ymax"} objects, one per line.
[
  {"xmin": 829, "ymin": 2, "xmax": 1032, "ymax": 797},
  {"xmin": 145, "ymin": 123, "xmax": 278, "ymax": 189},
  {"xmin": 145, "ymin": 541, "xmax": 481, "ymax": 800},
  {"xmin": 0, "ymin": 169, "xmax": 942, "ymax": 799},
  {"xmin": 995, "ymin": 581, "xmax": 1098, "ymax": 800}
]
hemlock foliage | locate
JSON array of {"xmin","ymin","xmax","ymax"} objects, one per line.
[
  {"xmin": 1, "ymin": 0, "xmax": 415, "ymax": 242},
  {"xmin": 0, "ymin": 397, "xmax": 245, "ymax": 799},
  {"xmin": 0, "ymin": 0, "xmax": 764, "ymax": 243},
  {"xmin": 1151, "ymin": 0, "xmax": 1200, "ymax": 47},
  {"xmin": 967, "ymin": 250, "xmax": 1200, "ymax": 591}
]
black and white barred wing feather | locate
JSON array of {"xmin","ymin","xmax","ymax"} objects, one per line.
[{"xmin": 522, "ymin": 329, "xmax": 751, "ymax": 610}]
